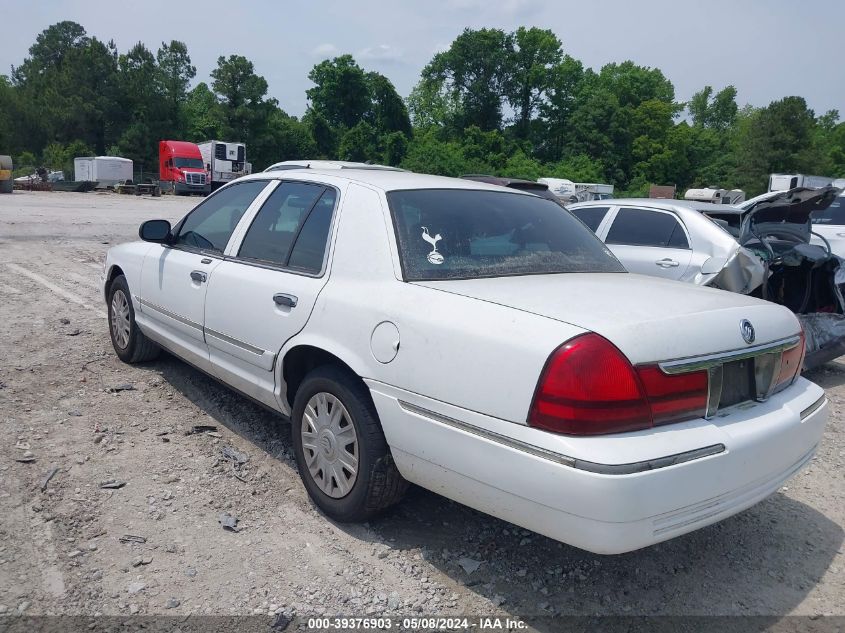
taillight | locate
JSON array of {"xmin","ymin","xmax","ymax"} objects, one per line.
[
  {"xmin": 773, "ymin": 332, "xmax": 805, "ymax": 392},
  {"xmin": 636, "ymin": 365, "xmax": 708, "ymax": 426},
  {"xmin": 528, "ymin": 333, "xmax": 708, "ymax": 436}
]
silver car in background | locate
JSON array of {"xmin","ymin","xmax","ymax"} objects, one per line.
[{"xmin": 568, "ymin": 187, "xmax": 845, "ymax": 368}]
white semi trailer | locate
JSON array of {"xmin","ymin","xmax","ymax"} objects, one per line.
[
  {"xmin": 768, "ymin": 173, "xmax": 833, "ymax": 192},
  {"xmin": 198, "ymin": 140, "xmax": 251, "ymax": 190}
]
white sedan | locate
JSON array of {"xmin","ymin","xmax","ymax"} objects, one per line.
[{"xmin": 103, "ymin": 169, "xmax": 827, "ymax": 554}]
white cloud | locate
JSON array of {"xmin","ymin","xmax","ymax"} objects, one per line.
[
  {"xmin": 310, "ymin": 43, "xmax": 339, "ymax": 57},
  {"xmin": 357, "ymin": 44, "xmax": 404, "ymax": 63}
]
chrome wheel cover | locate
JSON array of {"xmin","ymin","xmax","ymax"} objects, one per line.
[
  {"xmin": 110, "ymin": 289, "xmax": 131, "ymax": 350},
  {"xmin": 301, "ymin": 392, "xmax": 359, "ymax": 498}
]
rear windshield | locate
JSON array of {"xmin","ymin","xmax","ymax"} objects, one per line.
[{"xmin": 387, "ymin": 189, "xmax": 624, "ymax": 281}]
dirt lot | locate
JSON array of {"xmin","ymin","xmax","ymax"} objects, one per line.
[{"xmin": 0, "ymin": 191, "xmax": 843, "ymax": 626}]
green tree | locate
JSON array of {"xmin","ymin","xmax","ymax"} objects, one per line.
[
  {"xmin": 306, "ymin": 55, "xmax": 371, "ymax": 129},
  {"xmin": 420, "ymin": 28, "xmax": 511, "ymax": 131},
  {"xmin": 156, "ymin": 40, "xmax": 196, "ymax": 136},
  {"xmin": 366, "ymin": 72, "xmax": 411, "ymax": 136},
  {"xmin": 504, "ymin": 27, "xmax": 562, "ymax": 137},
  {"xmin": 734, "ymin": 97, "xmax": 820, "ymax": 193},
  {"xmin": 184, "ymin": 83, "xmax": 223, "ymax": 141},
  {"xmin": 338, "ymin": 121, "xmax": 379, "ymax": 162},
  {"xmin": 211, "ymin": 54, "xmax": 273, "ymax": 143},
  {"xmin": 689, "ymin": 85, "xmax": 738, "ymax": 131},
  {"xmin": 383, "ymin": 131, "xmax": 409, "ymax": 166}
]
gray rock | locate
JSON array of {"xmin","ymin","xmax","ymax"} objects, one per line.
[
  {"xmin": 165, "ymin": 598, "xmax": 180, "ymax": 609},
  {"xmin": 127, "ymin": 582, "xmax": 146, "ymax": 595},
  {"xmin": 457, "ymin": 557, "xmax": 482, "ymax": 575}
]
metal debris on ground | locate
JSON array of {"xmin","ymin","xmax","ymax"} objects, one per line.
[
  {"xmin": 218, "ymin": 513, "xmax": 240, "ymax": 532},
  {"xmin": 99, "ymin": 479, "xmax": 126, "ymax": 489},
  {"xmin": 119, "ymin": 534, "xmax": 146, "ymax": 544},
  {"xmin": 185, "ymin": 425, "xmax": 218, "ymax": 436},
  {"xmin": 221, "ymin": 445, "xmax": 250, "ymax": 482},
  {"xmin": 271, "ymin": 612, "xmax": 292, "ymax": 630},
  {"xmin": 40, "ymin": 466, "xmax": 60, "ymax": 491},
  {"xmin": 221, "ymin": 445, "xmax": 249, "ymax": 466}
]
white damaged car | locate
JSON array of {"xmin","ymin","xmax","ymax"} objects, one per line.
[
  {"xmin": 103, "ymin": 170, "xmax": 827, "ymax": 554},
  {"xmin": 569, "ymin": 187, "xmax": 845, "ymax": 369}
]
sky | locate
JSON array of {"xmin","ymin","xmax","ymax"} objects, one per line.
[{"xmin": 2, "ymin": 0, "xmax": 843, "ymax": 119}]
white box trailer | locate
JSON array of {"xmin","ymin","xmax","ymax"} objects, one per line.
[
  {"xmin": 768, "ymin": 173, "xmax": 833, "ymax": 192},
  {"xmin": 197, "ymin": 140, "xmax": 250, "ymax": 190},
  {"xmin": 74, "ymin": 156, "xmax": 133, "ymax": 187}
]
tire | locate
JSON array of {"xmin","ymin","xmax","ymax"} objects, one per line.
[
  {"xmin": 291, "ymin": 365, "xmax": 407, "ymax": 521},
  {"xmin": 107, "ymin": 275, "xmax": 160, "ymax": 363}
]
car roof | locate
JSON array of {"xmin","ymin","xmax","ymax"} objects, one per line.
[
  {"xmin": 569, "ymin": 198, "xmax": 743, "ymax": 214},
  {"xmin": 237, "ymin": 169, "xmax": 534, "ymax": 194},
  {"xmin": 264, "ymin": 160, "xmax": 403, "ymax": 172}
]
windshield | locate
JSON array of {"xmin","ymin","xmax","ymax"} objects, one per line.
[
  {"xmin": 387, "ymin": 189, "xmax": 624, "ymax": 281},
  {"xmin": 174, "ymin": 157, "xmax": 204, "ymax": 169}
]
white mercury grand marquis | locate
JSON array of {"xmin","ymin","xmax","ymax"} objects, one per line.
[{"xmin": 102, "ymin": 169, "xmax": 828, "ymax": 554}]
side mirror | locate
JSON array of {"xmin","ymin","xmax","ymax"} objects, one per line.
[{"xmin": 139, "ymin": 219, "xmax": 172, "ymax": 243}]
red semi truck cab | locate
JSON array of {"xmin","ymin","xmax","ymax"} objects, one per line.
[{"xmin": 159, "ymin": 140, "xmax": 210, "ymax": 196}]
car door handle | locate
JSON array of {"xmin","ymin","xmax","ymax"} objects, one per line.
[
  {"xmin": 836, "ymin": 233, "xmax": 845, "ymax": 238},
  {"xmin": 655, "ymin": 258, "xmax": 679, "ymax": 268},
  {"xmin": 190, "ymin": 270, "xmax": 207, "ymax": 283},
  {"xmin": 273, "ymin": 293, "xmax": 298, "ymax": 308}
]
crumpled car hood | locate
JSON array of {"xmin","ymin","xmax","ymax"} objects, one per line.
[{"xmin": 738, "ymin": 186, "xmax": 841, "ymax": 245}]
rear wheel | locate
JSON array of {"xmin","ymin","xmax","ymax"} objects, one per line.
[
  {"xmin": 108, "ymin": 275, "xmax": 160, "ymax": 363},
  {"xmin": 291, "ymin": 365, "xmax": 407, "ymax": 521}
]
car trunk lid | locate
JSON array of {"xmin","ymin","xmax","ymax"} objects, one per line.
[{"xmin": 414, "ymin": 273, "xmax": 801, "ymax": 366}]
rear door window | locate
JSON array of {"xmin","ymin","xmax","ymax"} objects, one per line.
[
  {"xmin": 570, "ymin": 206, "xmax": 610, "ymax": 233},
  {"xmin": 606, "ymin": 207, "xmax": 689, "ymax": 249},
  {"xmin": 174, "ymin": 180, "xmax": 269, "ymax": 253},
  {"xmin": 237, "ymin": 182, "xmax": 335, "ymax": 271}
]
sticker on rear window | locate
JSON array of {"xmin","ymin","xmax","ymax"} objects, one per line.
[{"xmin": 421, "ymin": 227, "xmax": 444, "ymax": 264}]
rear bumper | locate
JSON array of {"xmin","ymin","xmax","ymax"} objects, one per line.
[{"xmin": 369, "ymin": 377, "xmax": 828, "ymax": 554}]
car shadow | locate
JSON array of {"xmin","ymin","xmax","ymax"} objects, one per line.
[
  {"xmin": 142, "ymin": 353, "xmax": 843, "ymax": 622},
  {"xmin": 805, "ymin": 357, "xmax": 845, "ymax": 390}
]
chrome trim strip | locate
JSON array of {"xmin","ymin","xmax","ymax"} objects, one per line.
[
  {"xmin": 800, "ymin": 396, "xmax": 826, "ymax": 421},
  {"xmin": 139, "ymin": 299, "xmax": 202, "ymax": 331},
  {"xmin": 659, "ymin": 335, "xmax": 801, "ymax": 374},
  {"xmin": 205, "ymin": 327, "xmax": 266, "ymax": 355},
  {"xmin": 398, "ymin": 401, "xmax": 725, "ymax": 475}
]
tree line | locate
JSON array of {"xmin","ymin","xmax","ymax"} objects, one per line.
[{"xmin": 1, "ymin": 21, "xmax": 843, "ymax": 195}]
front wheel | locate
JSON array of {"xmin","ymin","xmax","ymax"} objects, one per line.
[
  {"xmin": 108, "ymin": 275, "xmax": 160, "ymax": 363},
  {"xmin": 291, "ymin": 366, "xmax": 407, "ymax": 521}
]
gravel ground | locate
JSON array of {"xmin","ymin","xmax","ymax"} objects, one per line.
[{"xmin": 0, "ymin": 191, "xmax": 843, "ymax": 626}]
